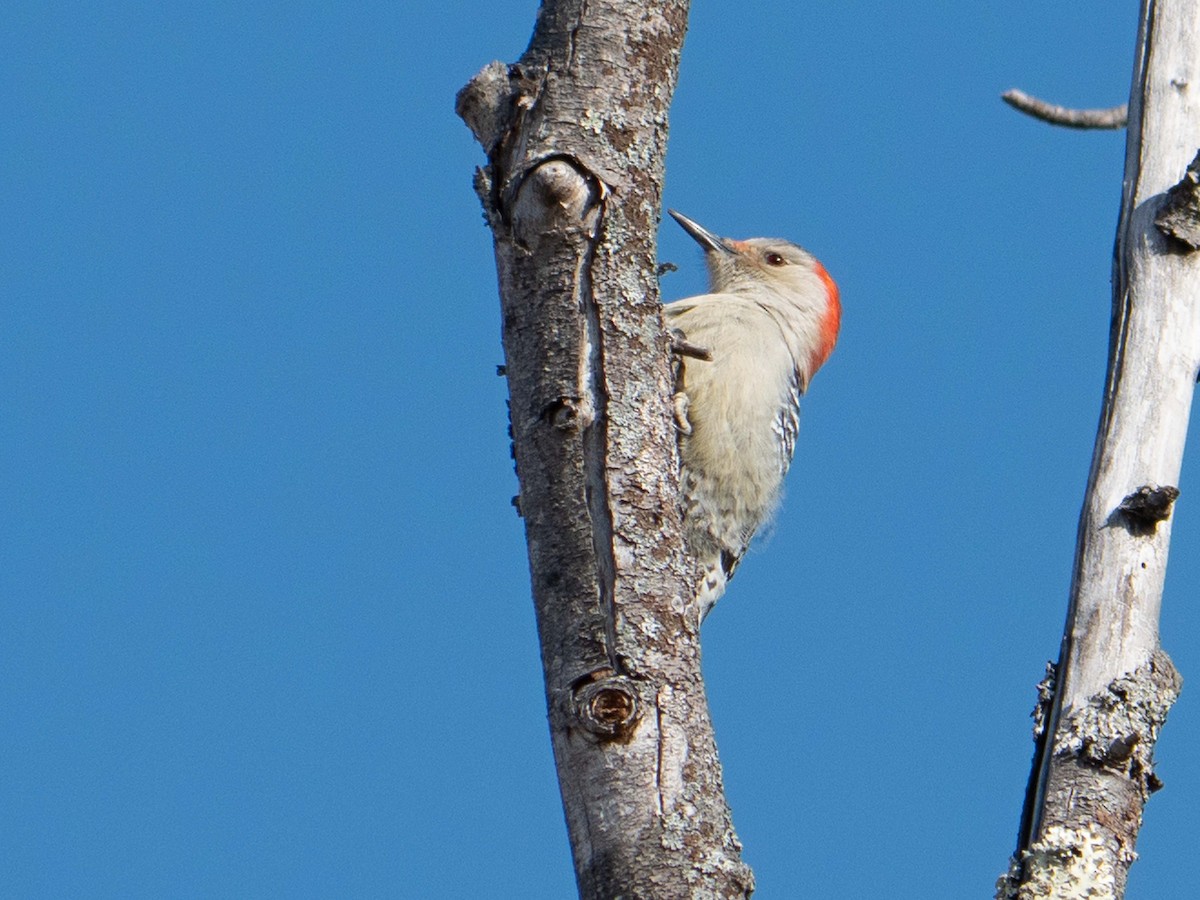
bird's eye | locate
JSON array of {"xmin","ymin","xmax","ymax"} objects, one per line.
[{"xmin": 764, "ymin": 252, "xmax": 786, "ymax": 266}]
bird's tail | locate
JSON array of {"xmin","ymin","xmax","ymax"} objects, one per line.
[{"xmin": 694, "ymin": 548, "xmax": 740, "ymax": 621}]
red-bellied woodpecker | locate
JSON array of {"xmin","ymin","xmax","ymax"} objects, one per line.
[{"xmin": 664, "ymin": 209, "xmax": 841, "ymax": 618}]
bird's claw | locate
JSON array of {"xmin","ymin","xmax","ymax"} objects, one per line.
[{"xmin": 672, "ymin": 391, "xmax": 693, "ymax": 435}]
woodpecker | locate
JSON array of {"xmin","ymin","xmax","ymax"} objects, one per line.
[{"xmin": 664, "ymin": 209, "xmax": 841, "ymax": 619}]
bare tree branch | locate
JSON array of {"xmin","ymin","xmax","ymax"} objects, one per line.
[
  {"xmin": 1001, "ymin": 88, "xmax": 1128, "ymax": 129},
  {"xmin": 998, "ymin": 2, "xmax": 1200, "ymax": 896},
  {"xmin": 457, "ymin": 1, "xmax": 754, "ymax": 896}
]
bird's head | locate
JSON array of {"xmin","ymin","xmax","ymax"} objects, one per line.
[{"xmin": 668, "ymin": 209, "xmax": 841, "ymax": 372}]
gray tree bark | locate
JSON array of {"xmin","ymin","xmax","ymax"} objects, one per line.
[
  {"xmin": 456, "ymin": 1, "xmax": 754, "ymax": 897},
  {"xmin": 998, "ymin": 2, "xmax": 1200, "ymax": 896}
]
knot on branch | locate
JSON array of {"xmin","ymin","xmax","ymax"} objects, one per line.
[
  {"xmin": 1154, "ymin": 149, "xmax": 1200, "ymax": 250},
  {"xmin": 1117, "ymin": 484, "xmax": 1180, "ymax": 532},
  {"xmin": 510, "ymin": 157, "xmax": 603, "ymax": 248},
  {"xmin": 572, "ymin": 672, "xmax": 642, "ymax": 740},
  {"xmin": 540, "ymin": 395, "xmax": 594, "ymax": 432},
  {"xmin": 1054, "ymin": 651, "xmax": 1182, "ymax": 800}
]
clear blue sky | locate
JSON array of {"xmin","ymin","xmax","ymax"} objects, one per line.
[{"xmin": 3, "ymin": 2, "xmax": 1196, "ymax": 897}]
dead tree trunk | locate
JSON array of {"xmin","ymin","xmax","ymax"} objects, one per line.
[
  {"xmin": 998, "ymin": 1, "xmax": 1200, "ymax": 896},
  {"xmin": 456, "ymin": 1, "xmax": 754, "ymax": 897}
]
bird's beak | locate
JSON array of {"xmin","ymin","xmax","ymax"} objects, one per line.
[{"xmin": 668, "ymin": 209, "xmax": 734, "ymax": 255}]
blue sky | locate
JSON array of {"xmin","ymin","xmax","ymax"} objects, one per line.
[{"xmin": 3, "ymin": 2, "xmax": 1196, "ymax": 897}]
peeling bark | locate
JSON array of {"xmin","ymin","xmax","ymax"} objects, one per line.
[
  {"xmin": 1000, "ymin": 2, "xmax": 1200, "ymax": 896},
  {"xmin": 1155, "ymin": 149, "xmax": 1200, "ymax": 248},
  {"xmin": 457, "ymin": 1, "xmax": 753, "ymax": 896}
]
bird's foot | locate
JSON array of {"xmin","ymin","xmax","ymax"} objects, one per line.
[{"xmin": 672, "ymin": 390, "xmax": 693, "ymax": 435}]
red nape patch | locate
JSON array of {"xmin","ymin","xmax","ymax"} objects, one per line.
[{"xmin": 810, "ymin": 261, "xmax": 841, "ymax": 373}]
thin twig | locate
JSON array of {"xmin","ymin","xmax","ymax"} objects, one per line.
[{"xmin": 1002, "ymin": 89, "xmax": 1128, "ymax": 129}]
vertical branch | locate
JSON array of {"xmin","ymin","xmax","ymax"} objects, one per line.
[
  {"xmin": 457, "ymin": 1, "xmax": 754, "ymax": 896},
  {"xmin": 1000, "ymin": 1, "xmax": 1200, "ymax": 896}
]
